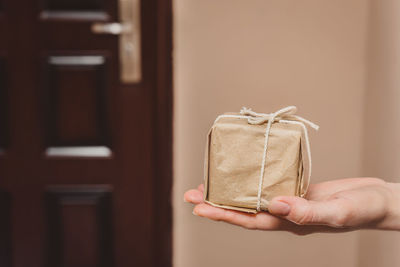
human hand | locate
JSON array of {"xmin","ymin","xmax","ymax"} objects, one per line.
[{"xmin": 184, "ymin": 178, "xmax": 400, "ymax": 235}]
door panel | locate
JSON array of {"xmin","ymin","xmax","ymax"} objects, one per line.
[
  {"xmin": 39, "ymin": 0, "xmax": 113, "ymax": 21},
  {"xmin": 0, "ymin": 0, "xmax": 172, "ymax": 266},
  {"xmin": 45, "ymin": 186, "xmax": 113, "ymax": 267},
  {"xmin": 43, "ymin": 54, "xmax": 111, "ymax": 147}
]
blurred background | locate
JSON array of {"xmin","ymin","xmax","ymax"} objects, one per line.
[
  {"xmin": 1, "ymin": 0, "xmax": 400, "ymax": 266},
  {"xmin": 174, "ymin": 0, "xmax": 400, "ymax": 267}
]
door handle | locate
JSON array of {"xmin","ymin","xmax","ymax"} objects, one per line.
[
  {"xmin": 91, "ymin": 22, "xmax": 130, "ymax": 35},
  {"xmin": 91, "ymin": 0, "xmax": 141, "ymax": 83}
]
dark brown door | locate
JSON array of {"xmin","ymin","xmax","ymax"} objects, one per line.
[{"xmin": 0, "ymin": 0, "xmax": 172, "ymax": 266}]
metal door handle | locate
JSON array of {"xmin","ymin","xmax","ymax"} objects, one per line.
[
  {"xmin": 91, "ymin": 22, "xmax": 131, "ymax": 35},
  {"xmin": 91, "ymin": 0, "xmax": 141, "ymax": 83}
]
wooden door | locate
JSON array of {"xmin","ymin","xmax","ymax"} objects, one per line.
[{"xmin": 0, "ymin": 0, "xmax": 172, "ymax": 266}]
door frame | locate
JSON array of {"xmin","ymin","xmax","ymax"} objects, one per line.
[{"xmin": 152, "ymin": 0, "xmax": 173, "ymax": 266}]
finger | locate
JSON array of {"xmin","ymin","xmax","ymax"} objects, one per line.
[
  {"xmin": 269, "ymin": 196, "xmax": 349, "ymax": 228},
  {"xmin": 197, "ymin": 184, "xmax": 204, "ymax": 193},
  {"xmin": 184, "ymin": 189, "xmax": 204, "ymax": 204},
  {"xmin": 192, "ymin": 203, "xmax": 352, "ymax": 234},
  {"xmin": 193, "ymin": 203, "xmax": 287, "ymax": 230}
]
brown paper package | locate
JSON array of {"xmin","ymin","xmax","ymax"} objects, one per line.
[{"xmin": 203, "ymin": 109, "xmax": 315, "ymax": 213}]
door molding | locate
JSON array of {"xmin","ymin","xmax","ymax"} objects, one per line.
[{"xmin": 152, "ymin": 0, "xmax": 173, "ymax": 266}]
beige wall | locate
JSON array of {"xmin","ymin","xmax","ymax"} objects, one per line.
[
  {"xmin": 359, "ymin": 0, "xmax": 400, "ymax": 266},
  {"xmin": 173, "ymin": 1, "xmax": 370, "ymax": 267}
]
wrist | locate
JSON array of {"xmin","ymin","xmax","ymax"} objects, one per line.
[{"xmin": 382, "ymin": 182, "xmax": 400, "ymax": 230}]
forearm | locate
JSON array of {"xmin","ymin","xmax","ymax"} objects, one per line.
[{"xmin": 380, "ymin": 182, "xmax": 400, "ymax": 230}]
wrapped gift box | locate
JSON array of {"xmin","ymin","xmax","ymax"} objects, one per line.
[{"xmin": 203, "ymin": 106, "xmax": 318, "ymax": 213}]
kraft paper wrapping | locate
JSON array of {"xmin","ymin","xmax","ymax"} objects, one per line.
[{"xmin": 203, "ymin": 113, "xmax": 312, "ymax": 213}]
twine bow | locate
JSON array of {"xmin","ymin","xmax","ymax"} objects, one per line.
[
  {"xmin": 215, "ymin": 106, "xmax": 319, "ymax": 211},
  {"xmin": 240, "ymin": 106, "xmax": 319, "ymax": 130}
]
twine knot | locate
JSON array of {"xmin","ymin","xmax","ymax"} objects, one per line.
[{"xmin": 240, "ymin": 106, "xmax": 319, "ymax": 130}]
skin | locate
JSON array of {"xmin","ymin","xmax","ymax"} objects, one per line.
[{"xmin": 184, "ymin": 178, "xmax": 400, "ymax": 235}]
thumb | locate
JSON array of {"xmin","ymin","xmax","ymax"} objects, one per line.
[{"xmin": 268, "ymin": 196, "xmax": 348, "ymax": 227}]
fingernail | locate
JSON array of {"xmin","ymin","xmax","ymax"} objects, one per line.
[
  {"xmin": 183, "ymin": 197, "xmax": 188, "ymax": 203},
  {"xmin": 269, "ymin": 200, "xmax": 291, "ymax": 216},
  {"xmin": 192, "ymin": 209, "xmax": 198, "ymax": 216}
]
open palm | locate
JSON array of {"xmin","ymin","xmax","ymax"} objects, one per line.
[{"xmin": 184, "ymin": 178, "xmax": 399, "ymax": 235}]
